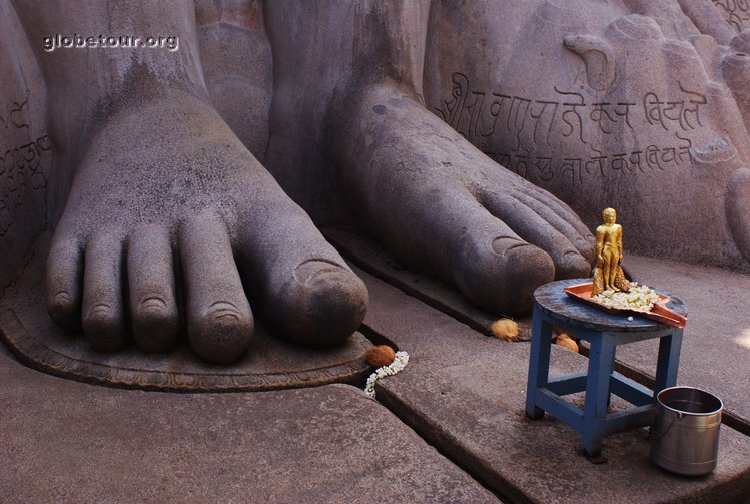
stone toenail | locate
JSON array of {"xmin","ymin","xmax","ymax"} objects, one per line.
[
  {"xmin": 207, "ymin": 301, "xmax": 241, "ymax": 321},
  {"xmin": 294, "ymin": 259, "xmax": 347, "ymax": 287},
  {"xmin": 140, "ymin": 296, "xmax": 168, "ymax": 313},
  {"xmin": 88, "ymin": 303, "xmax": 112, "ymax": 319},
  {"xmin": 492, "ymin": 236, "xmax": 525, "ymax": 257}
]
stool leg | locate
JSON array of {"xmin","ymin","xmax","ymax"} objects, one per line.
[
  {"xmin": 526, "ymin": 306, "xmax": 553, "ymax": 419},
  {"xmin": 654, "ymin": 329, "xmax": 683, "ymax": 393},
  {"xmin": 581, "ymin": 335, "xmax": 615, "ymax": 456}
]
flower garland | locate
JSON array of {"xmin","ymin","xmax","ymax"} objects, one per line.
[{"xmin": 364, "ymin": 350, "xmax": 409, "ymax": 398}]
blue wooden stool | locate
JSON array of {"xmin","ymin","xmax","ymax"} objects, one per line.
[{"xmin": 525, "ymin": 279, "xmax": 687, "ymax": 458}]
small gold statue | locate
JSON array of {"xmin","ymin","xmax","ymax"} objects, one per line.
[{"xmin": 592, "ymin": 207, "xmax": 630, "ymax": 295}]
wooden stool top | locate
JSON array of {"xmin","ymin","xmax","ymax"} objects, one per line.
[{"xmin": 534, "ymin": 279, "xmax": 688, "ymax": 333}]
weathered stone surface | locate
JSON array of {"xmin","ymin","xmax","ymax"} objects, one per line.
[
  {"xmin": 19, "ymin": 0, "xmax": 750, "ymax": 364},
  {"xmin": 0, "ymin": 306, "xmax": 372, "ymax": 392},
  {"xmin": 424, "ymin": 0, "xmax": 750, "ymax": 271},
  {"xmin": 4, "ymin": 0, "xmax": 597, "ymax": 362},
  {"xmin": 2, "ymin": 0, "xmax": 749, "ymax": 370},
  {"xmin": 260, "ymin": 0, "xmax": 594, "ymax": 318},
  {"xmin": 0, "ymin": 349, "xmax": 500, "ymax": 503},
  {"xmin": 355, "ymin": 265, "xmax": 750, "ymax": 504},
  {"xmin": 195, "ymin": 0, "xmax": 272, "ymax": 161},
  {"xmin": 614, "ymin": 255, "xmax": 750, "ymax": 435},
  {"xmin": 0, "ymin": 0, "xmax": 55, "ymax": 290}
]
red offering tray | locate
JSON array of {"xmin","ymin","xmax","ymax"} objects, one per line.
[{"xmin": 563, "ymin": 282, "xmax": 687, "ymax": 329}]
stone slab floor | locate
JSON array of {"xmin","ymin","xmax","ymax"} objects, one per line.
[
  {"xmin": 2, "ymin": 255, "xmax": 750, "ymax": 503},
  {"xmin": 0, "ymin": 339, "xmax": 497, "ymax": 503}
]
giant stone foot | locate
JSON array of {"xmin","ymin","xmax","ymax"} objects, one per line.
[
  {"xmin": 45, "ymin": 96, "xmax": 367, "ymax": 364},
  {"xmin": 424, "ymin": 0, "xmax": 750, "ymax": 269},
  {"xmin": 332, "ymin": 84, "xmax": 595, "ymax": 315},
  {"xmin": 261, "ymin": 1, "xmax": 594, "ymax": 316},
  {"xmin": 2, "ymin": 0, "xmax": 369, "ymax": 368}
]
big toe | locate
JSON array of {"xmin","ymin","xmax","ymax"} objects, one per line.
[
  {"xmin": 237, "ymin": 203, "xmax": 367, "ymax": 348},
  {"xmin": 557, "ymin": 249, "xmax": 594, "ymax": 279},
  {"xmin": 481, "ymin": 188, "xmax": 594, "ymax": 280},
  {"xmin": 455, "ymin": 232, "xmax": 555, "ymax": 315},
  {"xmin": 272, "ymin": 260, "xmax": 368, "ymax": 348}
]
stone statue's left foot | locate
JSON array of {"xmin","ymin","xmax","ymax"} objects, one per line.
[
  {"xmin": 263, "ymin": 0, "xmax": 595, "ymax": 316},
  {"xmin": 331, "ymin": 85, "xmax": 595, "ymax": 315}
]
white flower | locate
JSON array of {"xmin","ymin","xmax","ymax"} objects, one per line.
[
  {"xmin": 364, "ymin": 351, "xmax": 410, "ymax": 398},
  {"xmin": 592, "ymin": 284, "xmax": 661, "ymax": 313}
]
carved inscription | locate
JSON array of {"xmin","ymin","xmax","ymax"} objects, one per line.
[
  {"xmin": 0, "ymin": 100, "xmax": 30, "ymax": 131},
  {"xmin": 643, "ymin": 85, "xmax": 706, "ymax": 131},
  {"xmin": 0, "ymin": 99, "xmax": 51, "ymax": 236},
  {"xmin": 488, "ymin": 142, "xmax": 693, "ymax": 185},
  {"xmin": 436, "ymin": 72, "xmax": 704, "ymax": 183},
  {"xmin": 436, "ymin": 72, "xmax": 707, "ymax": 146},
  {"xmin": 713, "ymin": 0, "xmax": 750, "ymax": 32}
]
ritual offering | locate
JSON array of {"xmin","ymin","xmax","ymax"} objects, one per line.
[
  {"xmin": 365, "ymin": 345, "xmax": 397, "ymax": 367},
  {"xmin": 564, "ymin": 208, "xmax": 687, "ymax": 329}
]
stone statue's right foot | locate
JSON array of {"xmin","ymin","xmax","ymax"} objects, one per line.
[{"xmin": 45, "ymin": 97, "xmax": 367, "ymax": 364}]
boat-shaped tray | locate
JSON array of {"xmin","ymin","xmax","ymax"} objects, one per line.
[{"xmin": 563, "ymin": 282, "xmax": 686, "ymax": 329}]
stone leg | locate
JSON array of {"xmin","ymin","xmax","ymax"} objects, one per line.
[
  {"xmin": 0, "ymin": 1, "xmax": 52, "ymax": 290},
  {"xmin": 10, "ymin": 0, "xmax": 367, "ymax": 364},
  {"xmin": 264, "ymin": 0, "xmax": 595, "ymax": 316}
]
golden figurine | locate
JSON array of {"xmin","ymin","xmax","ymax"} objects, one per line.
[{"xmin": 592, "ymin": 207, "xmax": 630, "ymax": 296}]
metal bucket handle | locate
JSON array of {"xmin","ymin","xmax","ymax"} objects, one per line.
[{"xmin": 649, "ymin": 411, "xmax": 684, "ymax": 441}]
